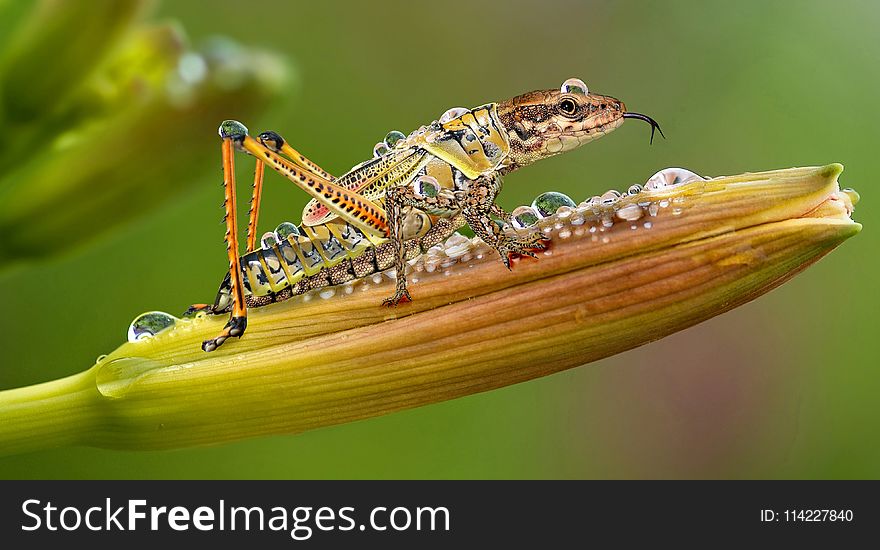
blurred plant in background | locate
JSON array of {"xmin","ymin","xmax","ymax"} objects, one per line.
[{"xmin": 0, "ymin": 0, "xmax": 292, "ymax": 263}]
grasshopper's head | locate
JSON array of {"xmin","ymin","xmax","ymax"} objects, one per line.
[{"xmin": 496, "ymin": 78, "xmax": 663, "ymax": 171}]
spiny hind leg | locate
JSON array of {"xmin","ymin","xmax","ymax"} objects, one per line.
[
  {"xmin": 186, "ymin": 155, "xmax": 263, "ymax": 321},
  {"xmin": 203, "ymin": 122, "xmax": 250, "ymax": 352},
  {"xmin": 245, "ymin": 159, "xmax": 265, "ymax": 253},
  {"xmin": 381, "ymin": 186, "xmax": 462, "ymax": 306},
  {"xmin": 246, "ymin": 129, "xmax": 339, "ymax": 251},
  {"xmin": 257, "ymin": 130, "xmax": 336, "ymax": 182},
  {"xmin": 257, "ymin": 130, "xmax": 344, "ymax": 227}
]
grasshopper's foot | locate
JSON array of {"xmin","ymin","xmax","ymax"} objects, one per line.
[
  {"xmin": 495, "ymin": 234, "xmax": 549, "ymax": 269},
  {"xmin": 382, "ymin": 289, "xmax": 413, "ymax": 307},
  {"xmin": 183, "ymin": 303, "xmax": 214, "ymax": 319},
  {"xmin": 202, "ymin": 316, "xmax": 247, "ymax": 352}
]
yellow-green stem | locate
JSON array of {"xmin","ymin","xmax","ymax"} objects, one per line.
[{"xmin": 0, "ymin": 165, "xmax": 861, "ymax": 456}]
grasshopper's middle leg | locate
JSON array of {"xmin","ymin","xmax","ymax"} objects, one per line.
[
  {"xmin": 202, "ymin": 122, "xmax": 250, "ymax": 352},
  {"xmin": 382, "ymin": 185, "xmax": 464, "ymax": 306}
]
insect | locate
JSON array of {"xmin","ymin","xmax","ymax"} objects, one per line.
[{"xmin": 190, "ymin": 78, "xmax": 663, "ymax": 352}]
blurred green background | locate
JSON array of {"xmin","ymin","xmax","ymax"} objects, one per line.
[{"xmin": 0, "ymin": 0, "xmax": 875, "ymax": 479}]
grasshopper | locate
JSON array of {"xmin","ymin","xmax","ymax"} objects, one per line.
[{"xmin": 193, "ymin": 78, "xmax": 663, "ymax": 351}]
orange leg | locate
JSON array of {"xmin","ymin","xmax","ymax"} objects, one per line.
[
  {"xmin": 203, "ymin": 122, "xmax": 250, "ymax": 352},
  {"xmin": 257, "ymin": 130, "xmax": 335, "ymax": 182},
  {"xmin": 245, "ymin": 160, "xmax": 265, "ymax": 253},
  {"xmin": 240, "ymin": 135, "xmax": 389, "ymax": 239}
]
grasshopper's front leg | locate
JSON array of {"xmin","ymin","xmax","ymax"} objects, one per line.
[{"xmin": 462, "ymin": 175, "xmax": 546, "ymax": 269}]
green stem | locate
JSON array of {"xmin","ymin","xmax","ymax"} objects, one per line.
[{"xmin": 0, "ymin": 369, "xmax": 101, "ymax": 455}]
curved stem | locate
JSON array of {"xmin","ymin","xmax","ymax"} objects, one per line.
[
  {"xmin": 0, "ymin": 369, "xmax": 101, "ymax": 456},
  {"xmin": 0, "ymin": 165, "xmax": 860, "ymax": 457}
]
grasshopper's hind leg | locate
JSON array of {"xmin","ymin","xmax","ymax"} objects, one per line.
[
  {"xmin": 202, "ymin": 121, "xmax": 251, "ymax": 352},
  {"xmin": 257, "ymin": 130, "xmax": 335, "ymax": 182}
]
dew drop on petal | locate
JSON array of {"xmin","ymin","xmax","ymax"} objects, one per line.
[
  {"xmin": 627, "ymin": 184, "xmax": 643, "ymax": 196},
  {"xmin": 511, "ymin": 206, "xmax": 540, "ymax": 229},
  {"xmin": 384, "ymin": 130, "xmax": 406, "ymax": 149},
  {"xmin": 560, "ymin": 77, "xmax": 589, "ymax": 95},
  {"xmin": 555, "ymin": 205, "xmax": 573, "ymax": 218},
  {"xmin": 644, "ymin": 167, "xmax": 706, "ymax": 190},
  {"xmin": 616, "ymin": 203, "xmax": 644, "ymax": 221},
  {"xmin": 275, "ymin": 221, "xmax": 300, "ymax": 240},
  {"xmin": 439, "ymin": 107, "xmax": 468, "ymax": 124},
  {"xmin": 600, "ymin": 189, "xmax": 621, "ymax": 206},
  {"xmin": 841, "ymin": 187, "xmax": 860, "ymax": 205},
  {"xmin": 319, "ymin": 289, "xmax": 336, "ymax": 300},
  {"xmin": 128, "ymin": 311, "xmax": 178, "ymax": 342},
  {"xmin": 531, "ymin": 192, "xmax": 576, "ymax": 217}
]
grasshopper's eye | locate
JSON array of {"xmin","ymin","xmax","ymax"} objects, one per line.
[{"xmin": 558, "ymin": 98, "xmax": 578, "ymax": 116}]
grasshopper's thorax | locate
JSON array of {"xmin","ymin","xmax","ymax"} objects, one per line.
[{"xmin": 495, "ymin": 81, "xmax": 626, "ymax": 173}]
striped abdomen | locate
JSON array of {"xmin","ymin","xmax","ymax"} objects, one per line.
[{"xmin": 212, "ymin": 214, "xmax": 436, "ymax": 312}]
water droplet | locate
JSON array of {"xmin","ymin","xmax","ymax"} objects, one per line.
[
  {"xmin": 96, "ymin": 357, "xmax": 165, "ymax": 398},
  {"xmin": 373, "ymin": 141, "xmax": 389, "ymax": 158},
  {"xmin": 128, "ymin": 311, "xmax": 178, "ymax": 342},
  {"xmin": 672, "ymin": 207, "xmax": 683, "ymax": 216},
  {"xmin": 511, "ymin": 206, "xmax": 540, "ymax": 229},
  {"xmin": 95, "ymin": 354, "xmax": 108, "ymax": 364},
  {"xmin": 659, "ymin": 199, "xmax": 670, "ymax": 208},
  {"xmin": 558, "ymin": 229, "xmax": 572, "ymax": 239},
  {"xmin": 627, "ymin": 184, "xmax": 643, "ymax": 196},
  {"xmin": 643, "ymin": 221, "xmax": 653, "ymax": 229},
  {"xmin": 841, "ymin": 187, "xmax": 860, "ymax": 205},
  {"xmin": 439, "ymin": 107, "xmax": 468, "ymax": 124},
  {"xmin": 319, "ymin": 289, "xmax": 336, "ymax": 300},
  {"xmin": 413, "ymin": 175, "xmax": 440, "ymax": 198},
  {"xmin": 384, "ymin": 130, "xmax": 406, "ymax": 148},
  {"xmin": 218, "ymin": 120, "xmax": 248, "ymax": 139},
  {"xmin": 560, "ymin": 77, "xmax": 589, "ymax": 95},
  {"xmin": 372, "ymin": 274, "xmax": 383, "ymax": 284},
  {"xmin": 616, "ymin": 203, "xmax": 644, "ymax": 221},
  {"xmin": 532, "ymin": 192, "xmax": 576, "ymax": 217},
  {"xmin": 601, "ymin": 216, "xmax": 614, "ymax": 228},
  {"xmin": 648, "ymin": 203, "xmax": 660, "ymax": 216},
  {"xmin": 556, "ymin": 205, "xmax": 573, "ymax": 218},
  {"xmin": 644, "ymin": 167, "xmax": 706, "ymax": 190},
  {"xmin": 261, "ymin": 231, "xmax": 277, "ymax": 249},
  {"xmin": 275, "ymin": 221, "xmax": 300, "ymax": 240},
  {"xmin": 600, "ymin": 189, "xmax": 621, "ymax": 206}
]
